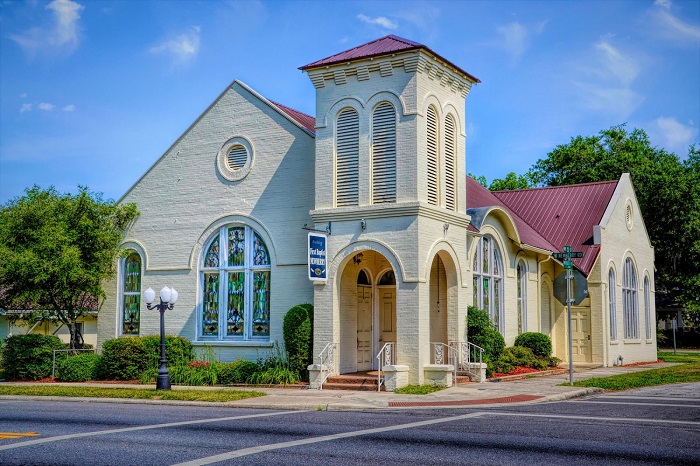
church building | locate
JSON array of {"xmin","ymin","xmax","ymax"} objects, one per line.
[{"xmin": 98, "ymin": 35, "xmax": 657, "ymax": 388}]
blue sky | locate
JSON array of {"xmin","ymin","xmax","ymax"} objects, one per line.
[{"xmin": 1, "ymin": 0, "xmax": 698, "ymax": 204}]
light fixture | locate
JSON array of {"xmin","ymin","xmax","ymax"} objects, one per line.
[
  {"xmin": 353, "ymin": 252, "xmax": 364, "ymax": 265},
  {"xmin": 144, "ymin": 285, "xmax": 179, "ymax": 390},
  {"xmin": 360, "ymin": 219, "xmax": 366, "ymax": 231}
]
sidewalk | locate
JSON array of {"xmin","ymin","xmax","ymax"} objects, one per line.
[{"xmin": 1, "ymin": 362, "xmax": 679, "ymax": 411}]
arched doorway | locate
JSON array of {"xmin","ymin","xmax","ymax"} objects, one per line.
[
  {"xmin": 429, "ymin": 255, "xmax": 448, "ymax": 344},
  {"xmin": 338, "ymin": 250, "xmax": 398, "ymax": 373}
]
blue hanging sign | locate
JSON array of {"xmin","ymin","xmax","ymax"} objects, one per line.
[{"xmin": 308, "ymin": 232, "xmax": 327, "ymax": 282}]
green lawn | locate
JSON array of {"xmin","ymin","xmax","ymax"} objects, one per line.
[
  {"xmin": 393, "ymin": 384, "xmax": 446, "ymax": 395},
  {"xmin": 570, "ymin": 352, "xmax": 700, "ymax": 391},
  {"xmin": 0, "ymin": 385, "xmax": 266, "ymax": 402}
]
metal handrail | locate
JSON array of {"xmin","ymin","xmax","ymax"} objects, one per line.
[
  {"xmin": 449, "ymin": 340, "xmax": 485, "ymax": 383},
  {"xmin": 430, "ymin": 342, "xmax": 459, "ymax": 383},
  {"xmin": 376, "ymin": 342, "xmax": 396, "ymax": 391},
  {"xmin": 317, "ymin": 342, "xmax": 336, "ymax": 390}
]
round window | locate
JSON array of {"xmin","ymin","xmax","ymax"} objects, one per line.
[{"xmin": 217, "ymin": 137, "xmax": 254, "ymax": 181}]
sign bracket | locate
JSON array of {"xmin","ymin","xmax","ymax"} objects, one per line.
[{"xmin": 303, "ymin": 222, "xmax": 331, "ymax": 236}]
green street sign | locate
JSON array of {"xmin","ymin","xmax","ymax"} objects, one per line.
[
  {"xmin": 569, "ymin": 252, "xmax": 584, "ymax": 259},
  {"xmin": 552, "ymin": 252, "xmax": 567, "ymax": 259},
  {"xmin": 563, "ymin": 260, "xmax": 573, "ymax": 269},
  {"xmin": 564, "ymin": 246, "xmax": 572, "ymax": 253}
]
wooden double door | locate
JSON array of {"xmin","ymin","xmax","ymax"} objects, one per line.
[{"xmin": 357, "ymin": 286, "xmax": 396, "ymax": 371}]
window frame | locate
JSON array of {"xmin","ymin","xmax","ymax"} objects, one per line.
[
  {"xmin": 608, "ymin": 267, "xmax": 617, "ymax": 342},
  {"xmin": 199, "ymin": 225, "xmax": 271, "ymax": 342},
  {"xmin": 622, "ymin": 258, "xmax": 639, "ymax": 340},
  {"xmin": 517, "ymin": 260, "xmax": 527, "ymax": 334},
  {"xmin": 120, "ymin": 250, "xmax": 142, "ymax": 336},
  {"xmin": 644, "ymin": 275, "xmax": 652, "ymax": 340},
  {"xmin": 472, "ymin": 235, "xmax": 505, "ymax": 333},
  {"xmin": 335, "ymin": 107, "xmax": 360, "ymax": 207},
  {"xmin": 371, "ymin": 101, "xmax": 397, "ymax": 204}
]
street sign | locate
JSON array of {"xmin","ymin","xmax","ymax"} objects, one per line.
[
  {"xmin": 553, "ymin": 251, "xmax": 583, "ymax": 260},
  {"xmin": 563, "ymin": 260, "xmax": 573, "ymax": 269}
]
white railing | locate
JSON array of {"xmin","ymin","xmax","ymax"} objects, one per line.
[
  {"xmin": 376, "ymin": 342, "xmax": 396, "ymax": 391},
  {"xmin": 430, "ymin": 342, "xmax": 459, "ymax": 383},
  {"xmin": 317, "ymin": 342, "xmax": 336, "ymax": 390},
  {"xmin": 449, "ymin": 341, "xmax": 485, "ymax": 383}
]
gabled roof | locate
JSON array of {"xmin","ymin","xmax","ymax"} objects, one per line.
[
  {"xmin": 466, "ymin": 176, "xmax": 557, "ymax": 253},
  {"xmin": 492, "ymin": 180, "xmax": 618, "ymax": 275},
  {"xmin": 270, "ymin": 101, "xmax": 316, "ymax": 134},
  {"xmin": 300, "ymin": 34, "xmax": 480, "ymax": 83}
]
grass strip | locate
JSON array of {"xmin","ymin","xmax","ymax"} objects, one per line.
[
  {"xmin": 394, "ymin": 384, "xmax": 446, "ymax": 395},
  {"xmin": 570, "ymin": 362, "xmax": 700, "ymax": 391},
  {"xmin": 0, "ymin": 385, "xmax": 265, "ymax": 402},
  {"xmin": 658, "ymin": 351, "xmax": 700, "ymax": 364}
]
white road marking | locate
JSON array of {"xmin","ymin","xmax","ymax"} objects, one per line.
[
  {"xmin": 571, "ymin": 400, "xmax": 700, "ymax": 408},
  {"xmin": 0, "ymin": 410, "xmax": 304, "ymax": 451},
  {"xmin": 597, "ymin": 395, "xmax": 700, "ymax": 402},
  {"xmin": 174, "ymin": 410, "xmax": 700, "ymax": 465},
  {"xmin": 173, "ymin": 412, "xmax": 486, "ymax": 466}
]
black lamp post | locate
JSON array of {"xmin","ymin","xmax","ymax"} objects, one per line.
[{"xmin": 144, "ymin": 285, "xmax": 178, "ymax": 390}]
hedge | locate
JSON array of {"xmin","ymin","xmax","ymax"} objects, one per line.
[
  {"xmin": 1, "ymin": 334, "xmax": 66, "ymax": 380},
  {"xmin": 282, "ymin": 303, "xmax": 313, "ymax": 380},
  {"xmin": 57, "ymin": 353, "xmax": 103, "ymax": 382},
  {"xmin": 100, "ymin": 335, "xmax": 194, "ymax": 380},
  {"xmin": 514, "ymin": 332, "xmax": 553, "ymax": 358}
]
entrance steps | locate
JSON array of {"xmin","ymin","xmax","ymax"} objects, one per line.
[
  {"xmin": 322, "ymin": 371, "xmax": 384, "ymax": 391},
  {"xmin": 322, "ymin": 371, "xmax": 475, "ymax": 390}
]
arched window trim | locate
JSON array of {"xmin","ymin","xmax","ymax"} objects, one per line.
[
  {"xmin": 622, "ymin": 257, "xmax": 639, "ymax": 340},
  {"xmin": 121, "ymin": 251, "xmax": 142, "ymax": 336},
  {"xmin": 517, "ymin": 260, "xmax": 527, "ymax": 334},
  {"xmin": 371, "ymin": 102, "xmax": 397, "ymax": 204},
  {"xmin": 199, "ymin": 224, "xmax": 271, "ymax": 341},
  {"xmin": 608, "ymin": 267, "xmax": 617, "ymax": 341},
  {"xmin": 472, "ymin": 235, "xmax": 505, "ymax": 333}
]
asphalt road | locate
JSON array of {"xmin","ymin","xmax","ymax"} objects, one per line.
[{"xmin": 0, "ymin": 386, "xmax": 698, "ymax": 465}]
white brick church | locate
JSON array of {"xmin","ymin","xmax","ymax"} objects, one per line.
[{"xmin": 99, "ymin": 35, "xmax": 657, "ymax": 388}]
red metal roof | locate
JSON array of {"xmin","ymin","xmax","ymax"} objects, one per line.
[
  {"xmin": 270, "ymin": 101, "xmax": 316, "ymax": 134},
  {"xmin": 493, "ymin": 180, "xmax": 618, "ymax": 275},
  {"xmin": 300, "ymin": 35, "xmax": 480, "ymax": 83},
  {"xmin": 466, "ymin": 176, "xmax": 557, "ymax": 253}
]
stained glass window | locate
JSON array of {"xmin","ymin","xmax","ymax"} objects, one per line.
[
  {"xmin": 200, "ymin": 225, "xmax": 271, "ymax": 341},
  {"xmin": 472, "ymin": 235, "xmax": 504, "ymax": 333},
  {"xmin": 517, "ymin": 261, "xmax": 527, "ymax": 334},
  {"xmin": 122, "ymin": 252, "xmax": 141, "ymax": 335}
]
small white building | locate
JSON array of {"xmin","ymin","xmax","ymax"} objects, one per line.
[{"xmin": 98, "ymin": 35, "xmax": 657, "ymax": 388}]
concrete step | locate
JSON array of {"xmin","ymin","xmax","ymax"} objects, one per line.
[{"xmin": 321, "ymin": 382, "xmax": 384, "ymax": 391}]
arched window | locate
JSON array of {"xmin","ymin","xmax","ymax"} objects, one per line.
[
  {"xmin": 608, "ymin": 268, "xmax": 617, "ymax": 341},
  {"xmin": 335, "ymin": 108, "xmax": 359, "ymax": 207},
  {"xmin": 517, "ymin": 260, "xmax": 527, "ymax": 334},
  {"xmin": 372, "ymin": 102, "xmax": 396, "ymax": 204},
  {"xmin": 378, "ymin": 270, "xmax": 396, "ymax": 286},
  {"xmin": 472, "ymin": 236, "xmax": 504, "ymax": 332},
  {"xmin": 444, "ymin": 114, "xmax": 457, "ymax": 211},
  {"xmin": 644, "ymin": 275, "xmax": 652, "ymax": 340},
  {"xmin": 121, "ymin": 251, "xmax": 141, "ymax": 335},
  {"xmin": 622, "ymin": 258, "xmax": 639, "ymax": 340},
  {"xmin": 200, "ymin": 225, "xmax": 270, "ymax": 340},
  {"xmin": 426, "ymin": 105, "xmax": 439, "ymax": 206}
]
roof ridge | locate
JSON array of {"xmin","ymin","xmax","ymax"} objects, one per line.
[{"xmin": 493, "ymin": 179, "xmax": 617, "ymax": 194}]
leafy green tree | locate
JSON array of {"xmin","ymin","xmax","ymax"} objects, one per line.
[
  {"xmin": 527, "ymin": 125, "xmax": 699, "ymax": 320},
  {"xmin": 468, "ymin": 173, "xmax": 488, "ymax": 188},
  {"xmin": 0, "ymin": 186, "xmax": 138, "ymax": 349},
  {"xmin": 488, "ymin": 172, "xmax": 535, "ymax": 191}
]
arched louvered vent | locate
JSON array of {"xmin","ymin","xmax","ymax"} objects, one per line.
[
  {"xmin": 335, "ymin": 108, "xmax": 359, "ymax": 207},
  {"xmin": 426, "ymin": 105, "xmax": 439, "ymax": 206},
  {"xmin": 372, "ymin": 102, "xmax": 396, "ymax": 204},
  {"xmin": 444, "ymin": 114, "xmax": 456, "ymax": 211},
  {"xmin": 227, "ymin": 145, "xmax": 248, "ymax": 171}
]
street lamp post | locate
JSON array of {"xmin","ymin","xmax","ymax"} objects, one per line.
[{"xmin": 144, "ymin": 285, "xmax": 179, "ymax": 390}]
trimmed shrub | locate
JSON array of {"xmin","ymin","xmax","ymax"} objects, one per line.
[
  {"xmin": 99, "ymin": 337, "xmax": 147, "ymax": 380},
  {"xmin": 514, "ymin": 332, "xmax": 552, "ymax": 358},
  {"xmin": 248, "ymin": 367, "xmax": 300, "ymax": 385},
  {"xmin": 218, "ymin": 360, "xmax": 259, "ymax": 385},
  {"xmin": 493, "ymin": 346, "xmax": 546, "ymax": 374},
  {"xmin": 57, "ymin": 353, "xmax": 102, "ymax": 382},
  {"xmin": 282, "ymin": 303, "xmax": 313, "ymax": 381},
  {"xmin": 1, "ymin": 334, "xmax": 65, "ymax": 380},
  {"xmin": 141, "ymin": 335, "xmax": 194, "ymax": 369},
  {"xmin": 467, "ymin": 307, "xmax": 506, "ymax": 365},
  {"xmin": 100, "ymin": 335, "xmax": 194, "ymax": 381}
]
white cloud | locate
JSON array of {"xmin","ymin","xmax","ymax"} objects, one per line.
[
  {"xmin": 653, "ymin": 117, "xmax": 697, "ymax": 153},
  {"xmin": 19, "ymin": 93, "xmax": 28, "ymax": 99},
  {"xmin": 149, "ymin": 26, "xmax": 201, "ymax": 67},
  {"xmin": 496, "ymin": 22, "xmax": 528, "ymax": 61},
  {"xmin": 650, "ymin": 0, "xmax": 700, "ymax": 42},
  {"xmin": 38, "ymin": 102, "xmax": 55, "ymax": 111},
  {"xmin": 62, "ymin": 104, "xmax": 76, "ymax": 112},
  {"xmin": 10, "ymin": 0, "xmax": 84, "ymax": 57},
  {"xmin": 20, "ymin": 103, "xmax": 33, "ymax": 113},
  {"xmin": 594, "ymin": 40, "xmax": 640, "ymax": 86},
  {"xmin": 357, "ymin": 14, "xmax": 398, "ymax": 30}
]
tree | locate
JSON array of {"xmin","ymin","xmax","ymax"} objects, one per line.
[
  {"xmin": 0, "ymin": 186, "xmax": 138, "ymax": 349},
  {"xmin": 528, "ymin": 125, "xmax": 699, "ymax": 321},
  {"xmin": 488, "ymin": 172, "xmax": 535, "ymax": 191}
]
